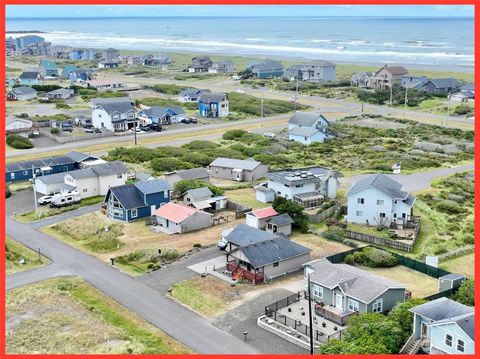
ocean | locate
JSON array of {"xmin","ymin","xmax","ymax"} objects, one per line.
[{"xmin": 6, "ymin": 16, "xmax": 474, "ymax": 70}]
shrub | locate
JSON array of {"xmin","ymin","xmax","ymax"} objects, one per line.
[
  {"xmin": 435, "ymin": 200, "xmax": 463, "ymax": 214},
  {"xmin": 453, "ymin": 104, "xmax": 473, "ymax": 115},
  {"xmin": 150, "ymin": 157, "xmax": 192, "ymax": 173},
  {"xmin": 174, "ymin": 179, "xmax": 225, "ymax": 196},
  {"xmin": 6, "ymin": 134, "xmax": 33, "ymax": 149},
  {"xmin": 152, "ymin": 83, "xmax": 187, "ymax": 95},
  {"xmin": 346, "ymin": 247, "xmax": 398, "ymax": 268},
  {"xmin": 50, "ymin": 127, "xmax": 60, "ymax": 135},
  {"xmin": 223, "ymin": 129, "xmax": 249, "ymax": 140}
]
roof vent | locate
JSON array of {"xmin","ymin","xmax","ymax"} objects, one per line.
[{"xmin": 300, "ymin": 174, "xmax": 308, "ymax": 178}]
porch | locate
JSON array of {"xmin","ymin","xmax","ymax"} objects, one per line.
[
  {"xmin": 226, "ymin": 260, "xmax": 264, "ymax": 284},
  {"xmin": 314, "ymin": 303, "xmax": 358, "ymax": 326}
]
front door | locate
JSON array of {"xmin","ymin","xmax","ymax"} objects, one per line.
[
  {"xmin": 421, "ymin": 323, "xmax": 428, "ymax": 337},
  {"xmin": 335, "ymin": 294, "xmax": 343, "ymax": 310}
]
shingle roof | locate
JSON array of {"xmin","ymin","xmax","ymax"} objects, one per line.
[
  {"xmin": 348, "ymin": 174, "xmax": 410, "ymax": 201},
  {"xmin": 210, "ymin": 157, "xmax": 262, "ymax": 171},
  {"xmin": 90, "ymin": 160, "xmax": 129, "ymax": 176},
  {"xmin": 19, "ymin": 71, "xmax": 41, "ymax": 79},
  {"xmin": 460, "ymin": 82, "xmax": 474, "ymax": 92},
  {"xmin": 379, "ymin": 66, "xmax": 408, "ymax": 76},
  {"xmin": 134, "ymin": 179, "xmax": 170, "ymax": 194},
  {"xmin": 307, "ymin": 258, "xmax": 405, "ymax": 303},
  {"xmin": 40, "ymin": 59, "xmax": 58, "ymax": 70},
  {"xmin": 67, "ymin": 167, "xmax": 97, "ymax": 180},
  {"xmin": 288, "ymin": 127, "xmax": 320, "ymax": 138},
  {"xmin": 98, "ymin": 102, "xmax": 135, "ymax": 115},
  {"xmin": 90, "ymin": 96, "xmax": 132, "ymax": 106},
  {"xmin": 249, "ymin": 59, "xmax": 284, "ymax": 71},
  {"xmin": 451, "ymin": 313, "xmax": 474, "ymax": 340},
  {"xmin": 11, "ymin": 86, "xmax": 37, "ymax": 95},
  {"xmin": 240, "ymin": 237, "xmax": 310, "ymax": 268},
  {"xmin": 176, "ymin": 167, "xmax": 209, "ymax": 180},
  {"xmin": 154, "ymin": 202, "xmax": 208, "ymax": 223},
  {"xmin": 250, "ymin": 207, "xmax": 278, "ymax": 219},
  {"xmin": 34, "ymin": 172, "xmax": 67, "ymax": 185},
  {"xmin": 429, "ymin": 78, "xmax": 462, "ymax": 89},
  {"xmin": 288, "ymin": 111, "xmax": 327, "ymax": 127},
  {"xmin": 108, "ymin": 184, "xmax": 145, "ymax": 210},
  {"xmin": 410, "ymin": 297, "xmax": 473, "ymax": 323},
  {"xmin": 142, "ymin": 106, "xmax": 185, "ymax": 118},
  {"xmin": 268, "ymin": 213, "xmax": 294, "ymax": 226},
  {"xmin": 6, "ymin": 155, "xmax": 77, "ymax": 173},
  {"xmin": 224, "ymin": 224, "xmax": 278, "ymax": 246},
  {"xmin": 199, "ymin": 93, "xmax": 227, "ymax": 103},
  {"xmin": 65, "ymin": 151, "xmax": 96, "ymax": 163},
  {"xmin": 46, "ymin": 88, "xmax": 73, "ymax": 96},
  {"xmin": 179, "ymin": 88, "xmax": 211, "ymax": 98},
  {"xmin": 184, "ymin": 186, "xmax": 213, "ymax": 201}
]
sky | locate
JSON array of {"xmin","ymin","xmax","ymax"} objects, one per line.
[{"xmin": 6, "ymin": 5, "xmax": 474, "ymax": 18}]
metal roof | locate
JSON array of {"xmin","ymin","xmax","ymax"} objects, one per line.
[
  {"xmin": 210, "ymin": 157, "xmax": 262, "ymax": 171},
  {"xmin": 108, "ymin": 184, "xmax": 145, "ymax": 210},
  {"xmin": 410, "ymin": 297, "xmax": 473, "ymax": 325},
  {"xmin": 347, "ymin": 174, "xmax": 410, "ymax": 201},
  {"xmin": 134, "ymin": 179, "xmax": 170, "ymax": 194},
  {"xmin": 184, "ymin": 186, "xmax": 213, "ymax": 201},
  {"xmin": 224, "ymin": 224, "xmax": 278, "ymax": 247}
]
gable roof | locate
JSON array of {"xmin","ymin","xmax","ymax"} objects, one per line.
[
  {"xmin": 288, "ymin": 111, "xmax": 327, "ymax": 127},
  {"xmin": 179, "ymin": 88, "xmax": 211, "ymax": 98},
  {"xmin": 427, "ymin": 78, "xmax": 462, "ymax": 89},
  {"xmin": 6, "ymin": 154, "xmax": 83, "ymax": 173},
  {"xmin": 410, "ymin": 297, "xmax": 474, "ymax": 322},
  {"xmin": 224, "ymin": 224, "xmax": 278, "ymax": 247},
  {"xmin": 288, "ymin": 127, "xmax": 320, "ymax": 138},
  {"xmin": 199, "ymin": 93, "xmax": 227, "ymax": 103},
  {"xmin": 40, "ymin": 59, "xmax": 58, "ymax": 70},
  {"xmin": 268, "ymin": 213, "xmax": 294, "ymax": 226},
  {"xmin": 134, "ymin": 179, "xmax": 170, "ymax": 194},
  {"xmin": 11, "ymin": 86, "xmax": 37, "ymax": 95},
  {"xmin": 19, "ymin": 71, "xmax": 41, "ymax": 80},
  {"xmin": 184, "ymin": 186, "xmax": 213, "ymax": 201},
  {"xmin": 65, "ymin": 151, "xmax": 97, "ymax": 163},
  {"xmin": 47, "ymin": 88, "xmax": 74, "ymax": 96},
  {"xmin": 90, "ymin": 96, "xmax": 132, "ymax": 107},
  {"xmin": 436, "ymin": 313, "xmax": 474, "ymax": 340},
  {"xmin": 172, "ymin": 167, "xmax": 209, "ymax": 180},
  {"xmin": 249, "ymin": 59, "xmax": 284, "ymax": 71},
  {"xmin": 97, "ymin": 102, "xmax": 135, "ymax": 115},
  {"xmin": 377, "ymin": 65, "xmax": 408, "ymax": 76},
  {"xmin": 142, "ymin": 106, "xmax": 185, "ymax": 118},
  {"xmin": 347, "ymin": 173, "xmax": 410, "ymax": 201},
  {"xmin": 460, "ymin": 82, "xmax": 474, "ymax": 92},
  {"xmin": 209, "ymin": 157, "xmax": 262, "ymax": 171},
  {"xmin": 240, "ymin": 237, "xmax": 310, "ymax": 268},
  {"xmin": 108, "ymin": 184, "xmax": 145, "ymax": 210},
  {"xmin": 34, "ymin": 172, "xmax": 67, "ymax": 185},
  {"xmin": 154, "ymin": 202, "xmax": 209, "ymax": 223},
  {"xmin": 306, "ymin": 258, "xmax": 405, "ymax": 303},
  {"xmin": 249, "ymin": 207, "xmax": 278, "ymax": 219},
  {"xmin": 67, "ymin": 161, "xmax": 129, "ymax": 180}
]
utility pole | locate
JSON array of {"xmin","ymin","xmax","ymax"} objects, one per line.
[
  {"xmin": 261, "ymin": 97, "xmax": 264, "ymax": 118},
  {"xmin": 403, "ymin": 87, "xmax": 408, "ymax": 120},
  {"xmin": 32, "ymin": 165, "xmax": 38, "ymax": 213},
  {"xmin": 361, "ymin": 96, "xmax": 364, "ymax": 114},
  {"xmin": 307, "ymin": 274, "xmax": 315, "ymax": 355},
  {"xmin": 294, "ymin": 69, "xmax": 299, "ymax": 111},
  {"xmin": 389, "ymin": 85, "xmax": 393, "ymax": 106},
  {"xmin": 133, "ymin": 118, "xmax": 137, "ymax": 146}
]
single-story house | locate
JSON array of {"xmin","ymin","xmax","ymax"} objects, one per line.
[
  {"xmin": 266, "ymin": 213, "xmax": 294, "ymax": 236},
  {"xmin": 6, "ymin": 86, "xmax": 37, "ymax": 101},
  {"xmin": 346, "ymin": 173, "xmax": 416, "ymax": 227},
  {"xmin": 183, "ymin": 186, "xmax": 213, "ymax": 206},
  {"xmin": 105, "ymin": 179, "xmax": 171, "ymax": 222},
  {"xmin": 6, "ymin": 118, "xmax": 33, "ymax": 138},
  {"xmin": 198, "ymin": 93, "xmax": 229, "ymax": 117},
  {"xmin": 69, "ymin": 69, "xmax": 93, "ymax": 82},
  {"xmin": 163, "ymin": 167, "xmax": 210, "ymax": 187},
  {"xmin": 18, "ymin": 71, "xmax": 43, "ymax": 86},
  {"xmin": 224, "ymin": 224, "xmax": 311, "ymax": 283},
  {"xmin": 449, "ymin": 90, "xmax": 474, "ymax": 102},
  {"xmin": 153, "ymin": 202, "xmax": 212, "ymax": 234},
  {"xmin": 177, "ymin": 88, "xmax": 211, "ymax": 103},
  {"xmin": 419, "ymin": 78, "xmax": 462, "ymax": 94},
  {"xmin": 137, "ymin": 106, "xmax": 186, "ymax": 125},
  {"xmin": 405, "ymin": 298, "xmax": 474, "ymax": 354},
  {"xmin": 248, "ymin": 59, "xmax": 284, "ymax": 79},
  {"xmin": 304, "ymin": 258, "xmax": 407, "ymax": 325},
  {"xmin": 46, "ymin": 88, "xmax": 74, "ymax": 100},
  {"xmin": 33, "ymin": 172, "xmax": 74, "ymax": 196},
  {"xmin": 401, "ymin": 75, "xmax": 428, "ymax": 89},
  {"xmin": 98, "ymin": 60, "xmax": 119, "ymax": 69},
  {"xmin": 245, "ymin": 207, "xmax": 279, "ymax": 230},
  {"xmin": 85, "ymin": 79, "xmax": 124, "ymax": 91},
  {"xmin": 287, "ymin": 111, "xmax": 334, "ymax": 145},
  {"xmin": 92, "ymin": 101, "xmax": 136, "ymax": 132},
  {"xmin": 209, "ymin": 157, "xmax": 267, "ymax": 182},
  {"xmin": 460, "ymin": 82, "xmax": 474, "ymax": 93},
  {"xmin": 39, "ymin": 59, "xmax": 58, "ymax": 77},
  {"xmin": 187, "ymin": 56, "xmax": 213, "ymax": 72}
]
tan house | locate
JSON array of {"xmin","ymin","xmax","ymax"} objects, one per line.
[
  {"xmin": 209, "ymin": 157, "xmax": 267, "ymax": 182},
  {"xmin": 370, "ymin": 65, "xmax": 409, "ymax": 90}
]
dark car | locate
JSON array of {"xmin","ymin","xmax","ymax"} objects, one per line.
[
  {"xmin": 189, "ymin": 117, "xmax": 198, "ymax": 124},
  {"xmin": 149, "ymin": 124, "xmax": 162, "ymax": 132},
  {"xmin": 139, "ymin": 124, "xmax": 151, "ymax": 132},
  {"xmin": 60, "ymin": 123, "xmax": 73, "ymax": 132},
  {"xmin": 181, "ymin": 118, "xmax": 191, "ymax": 124}
]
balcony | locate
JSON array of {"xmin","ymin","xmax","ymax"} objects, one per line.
[{"xmin": 314, "ymin": 304, "xmax": 358, "ymax": 326}]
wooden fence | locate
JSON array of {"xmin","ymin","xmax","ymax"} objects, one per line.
[
  {"xmin": 342, "ymin": 229, "xmax": 415, "ymax": 252},
  {"xmin": 305, "ymin": 203, "xmax": 342, "ymax": 223},
  {"xmin": 226, "ymin": 201, "xmax": 252, "ymax": 219}
]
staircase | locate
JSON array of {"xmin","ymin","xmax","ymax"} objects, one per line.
[{"xmin": 400, "ymin": 334, "xmax": 422, "ymax": 354}]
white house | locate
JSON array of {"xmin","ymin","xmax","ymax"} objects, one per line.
[
  {"xmin": 287, "ymin": 111, "xmax": 334, "ymax": 144},
  {"xmin": 6, "ymin": 118, "xmax": 33, "ymax": 138},
  {"xmin": 245, "ymin": 207, "xmax": 278, "ymax": 230},
  {"xmin": 177, "ymin": 88, "xmax": 211, "ymax": 103},
  {"xmin": 285, "ymin": 60, "xmax": 336, "ymax": 82},
  {"xmin": 46, "ymin": 88, "xmax": 74, "ymax": 100},
  {"xmin": 346, "ymin": 173, "xmax": 416, "ymax": 227},
  {"xmin": 92, "ymin": 101, "xmax": 136, "ymax": 132},
  {"xmin": 154, "ymin": 202, "xmax": 212, "ymax": 234}
]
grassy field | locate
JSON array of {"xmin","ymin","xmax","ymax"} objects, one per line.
[
  {"xmin": 6, "ymin": 237, "xmax": 49, "ymax": 274},
  {"xmin": 224, "ymin": 188, "xmax": 265, "ymax": 209},
  {"xmin": 14, "ymin": 196, "xmax": 104, "ymax": 223},
  {"xmin": 291, "ymin": 226, "xmax": 351, "ymax": 260},
  {"xmin": 6, "ymin": 278, "xmax": 192, "ymax": 354},
  {"xmin": 440, "ymin": 253, "xmax": 474, "ymax": 279}
]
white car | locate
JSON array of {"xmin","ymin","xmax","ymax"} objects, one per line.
[
  {"xmin": 236, "ymin": 89, "xmax": 246, "ymax": 94},
  {"xmin": 38, "ymin": 195, "xmax": 54, "ymax": 205},
  {"xmin": 264, "ymin": 132, "xmax": 276, "ymax": 138}
]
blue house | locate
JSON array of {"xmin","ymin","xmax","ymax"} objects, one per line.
[
  {"xmin": 137, "ymin": 106, "xmax": 186, "ymax": 125},
  {"xmin": 70, "ymin": 48, "xmax": 97, "ymax": 61},
  {"xmin": 105, "ymin": 179, "xmax": 171, "ymax": 222},
  {"xmin": 5, "ymin": 151, "xmax": 98, "ymax": 183},
  {"xmin": 198, "ymin": 93, "xmax": 229, "ymax": 118},
  {"xmin": 61, "ymin": 65, "xmax": 78, "ymax": 80},
  {"xmin": 39, "ymin": 60, "xmax": 59, "ymax": 77},
  {"xmin": 70, "ymin": 69, "xmax": 93, "ymax": 82},
  {"xmin": 18, "ymin": 71, "xmax": 42, "ymax": 86},
  {"xmin": 402, "ymin": 297, "xmax": 474, "ymax": 354}
]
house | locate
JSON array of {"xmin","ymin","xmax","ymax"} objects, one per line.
[
  {"xmin": 208, "ymin": 60, "xmax": 235, "ymax": 74},
  {"xmin": 5, "ymin": 151, "xmax": 98, "ymax": 183},
  {"xmin": 346, "ymin": 173, "xmax": 416, "ymax": 227},
  {"xmin": 92, "ymin": 101, "xmax": 137, "ymax": 132},
  {"xmin": 287, "ymin": 111, "xmax": 334, "ymax": 145},
  {"xmin": 135, "ymin": 172, "xmax": 156, "ymax": 182},
  {"xmin": 105, "ymin": 179, "xmax": 171, "ymax": 222},
  {"xmin": 103, "ymin": 48, "xmax": 119, "ymax": 62},
  {"xmin": 69, "ymin": 69, "xmax": 93, "ymax": 82},
  {"xmin": 18, "ymin": 71, "xmax": 42, "ymax": 86},
  {"xmin": 304, "ymin": 258, "xmax": 407, "ymax": 325},
  {"xmin": 460, "ymin": 82, "xmax": 474, "ymax": 93},
  {"xmin": 404, "ymin": 298, "xmax": 474, "ymax": 354},
  {"xmin": 6, "ymin": 86, "xmax": 37, "ymax": 101},
  {"xmin": 351, "ymin": 71, "xmax": 375, "ymax": 88},
  {"xmin": 370, "ymin": 65, "xmax": 409, "ymax": 89},
  {"xmin": 137, "ymin": 106, "xmax": 186, "ymax": 125},
  {"xmin": 419, "ymin": 78, "xmax": 462, "ymax": 94},
  {"xmin": 401, "ymin": 75, "xmax": 428, "ymax": 89},
  {"xmin": 209, "ymin": 157, "xmax": 267, "ymax": 182},
  {"xmin": 15, "ymin": 35, "xmax": 45, "ymax": 49},
  {"xmin": 61, "ymin": 65, "xmax": 78, "ymax": 80},
  {"xmin": 69, "ymin": 48, "xmax": 98, "ymax": 61},
  {"xmin": 177, "ymin": 88, "xmax": 211, "ymax": 103},
  {"xmin": 163, "ymin": 167, "xmax": 210, "ymax": 187},
  {"xmin": 46, "ymin": 88, "xmax": 74, "ymax": 100},
  {"xmin": 16, "ymin": 41, "xmax": 51, "ymax": 56},
  {"xmin": 245, "ymin": 207, "xmax": 278, "ymax": 230},
  {"xmin": 98, "ymin": 60, "xmax": 119, "ymax": 69},
  {"xmin": 89, "ymin": 96, "xmax": 133, "ymax": 109},
  {"xmin": 143, "ymin": 53, "xmax": 172, "ymax": 67},
  {"xmin": 257, "ymin": 166, "xmax": 339, "ymax": 208},
  {"xmin": 35, "ymin": 161, "xmax": 129, "ymax": 198},
  {"xmin": 153, "ymin": 202, "xmax": 212, "ymax": 234},
  {"xmin": 285, "ymin": 60, "xmax": 336, "ymax": 82},
  {"xmin": 125, "ymin": 55, "xmax": 143, "ymax": 65},
  {"xmin": 266, "ymin": 213, "xmax": 294, "ymax": 236},
  {"xmin": 449, "ymin": 91, "xmax": 474, "ymax": 103},
  {"xmin": 6, "ymin": 118, "xmax": 33, "ymax": 138},
  {"xmin": 183, "ymin": 186, "xmax": 213, "ymax": 206},
  {"xmin": 248, "ymin": 59, "xmax": 284, "ymax": 79},
  {"xmin": 85, "ymin": 79, "xmax": 124, "ymax": 91},
  {"xmin": 198, "ymin": 93, "xmax": 229, "ymax": 117},
  {"xmin": 188, "ymin": 56, "xmax": 213, "ymax": 72},
  {"xmin": 39, "ymin": 59, "xmax": 58, "ymax": 77},
  {"xmin": 224, "ymin": 224, "xmax": 311, "ymax": 284}
]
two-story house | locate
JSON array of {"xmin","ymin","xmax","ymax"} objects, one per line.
[
  {"xmin": 287, "ymin": 111, "xmax": 334, "ymax": 144},
  {"xmin": 370, "ymin": 65, "xmax": 409, "ymax": 90},
  {"xmin": 39, "ymin": 59, "xmax": 58, "ymax": 78},
  {"xmin": 198, "ymin": 93, "xmax": 229, "ymax": 117},
  {"xmin": 402, "ymin": 298, "xmax": 474, "ymax": 355},
  {"xmin": 285, "ymin": 60, "xmax": 336, "ymax": 82},
  {"xmin": 177, "ymin": 88, "xmax": 211, "ymax": 103},
  {"xmin": 304, "ymin": 258, "xmax": 407, "ymax": 326},
  {"xmin": 92, "ymin": 101, "xmax": 137, "ymax": 132},
  {"xmin": 247, "ymin": 59, "xmax": 284, "ymax": 79},
  {"xmin": 18, "ymin": 71, "xmax": 43, "ymax": 86},
  {"xmin": 351, "ymin": 71, "xmax": 375, "ymax": 88},
  {"xmin": 346, "ymin": 173, "xmax": 416, "ymax": 227},
  {"xmin": 208, "ymin": 60, "xmax": 235, "ymax": 74},
  {"xmin": 104, "ymin": 179, "xmax": 171, "ymax": 222},
  {"xmin": 188, "ymin": 56, "xmax": 213, "ymax": 72}
]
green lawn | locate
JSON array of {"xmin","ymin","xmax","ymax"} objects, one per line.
[
  {"xmin": 6, "ymin": 278, "xmax": 192, "ymax": 354},
  {"xmin": 225, "ymin": 188, "xmax": 265, "ymax": 209},
  {"xmin": 6, "ymin": 237, "xmax": 49, "ymax": 274},
  {"xmin": 440, "ymin": 253, "xmax": 474, "ymax": 279}
]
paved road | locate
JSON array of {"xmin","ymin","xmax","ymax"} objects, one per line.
[
  {"xmin": 5, "ymin": 216, "xmax": 258, "ymax": 354},
  {"xmin": 6, "ymin": 263, "xmax": 74, "ymax": 291}
]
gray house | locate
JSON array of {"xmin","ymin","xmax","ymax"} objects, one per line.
[
  {"xmin": 285, "ymin": 60, "xmax": 336, "ymax": 82},
  {"xmin": 304, "ymin": 258, "xmax": 407, "ymax": 325},
  {"xmin": 209, "ymin": 157, "xmax": 267, "ymax": 182},
  {"xmin": 6, "ymin": 86, "xmax": 37, "ymax": 101},
  {"xmin": 419, "ymin": 78, "xmax": 462, "ymax": 94},
  {"xmin": 224, "ymin": 224, "xmax": 311, "ymax": 284},
  {"xmin": 208, "ymin": 60, "xmax": 235, "ymax": 73},
  {"xmin": 163, "ymin": 167, "xmax": 210, "ymax": 187},
  {"xmin": 266, "ymin": 213, "xmax": 294, "ymax": 236},
  {"xmin": 153, "ymin": 202, "xmax": 212, "ymax": 234},
  {"xmin": 183, "ymin": 186, "xmax": 213, "ymax": 206}
]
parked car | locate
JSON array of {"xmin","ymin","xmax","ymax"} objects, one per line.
[
  {"xmin": 218, "ymin": 237, "xmax": 228, "ymax": 250},
  {"xmin": 189, "ymin": 117, "xmax": 198, "ymax": 124},
  {"xmin": 264, "ymin": 132, "xmax": 276, "ymax": 138},
  {"xmin": 236, "ymin": 89, "xmax": 245, "ymax": 94},
  {"xmin": 38, "ymin": 195, "xmax": 54, "ymax": 205},
  {"xmin": 181, "ymin": 118, "xmax": 191, "ymax": 124},
  {"xmin": 84, "ymin": 127, "xmax": 100, "ymax": 133},
  {"xmin": 60, "ymin": 123, "xmax": 73, "ymax": 132},
  {"xmin": 149, "ymin": 123, "xmax": 162, "ymax": 132},
  {"xmin": 139, "ymin": 124, "xmax": 151, "ymax": 132}
]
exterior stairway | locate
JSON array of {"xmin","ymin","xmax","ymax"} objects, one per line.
[{"xmin": 400, "ymin": 334, "xmax": 423, "ymax": 354}]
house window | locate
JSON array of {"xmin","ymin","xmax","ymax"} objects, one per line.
[
  {"xmin": 313, "ymin": 285, "xmax": 323, "ymax": 298},
  {"xmin": 357, "ymin": 198, "xmax": 365, "ymax": 204},
  {"xmin": 82, "ymin": 189, "xmax": 88, "ymax": 193},
  {"xmin": 10, "ymin": 173, "xmax": 15, "ymax": 180},
  {"xmin": 376, "ymin": 199, "xmax": 384, "ymax": 205},
  {"xmin": 379, "ymin": 213, "xmax": 386, "ymax": 218},
  {"xmin": 372, "ymin": 299, "xmax": 383, "ymax": 313},
  {"xmin": 23, "ymin": 170, "xmax": 28, "ymax": 176},
  {"xmin": 445, "ymin": 334, "xmax": 453, "ymax": 347},
  {"xmin": 131, "ymin": 209, "xmax": 138, "ymax": 218},
  {"xmin": 457, "ymin": 339, "xmax": 464, "ymax": 352},
  {"xmin": 295, "ymin": 184, "xmax": 304, "ymax": 188},
  {"xmin": 117, "ymin": 174, "xmax": 122, "ymax": 179},
  {"xmin": 348, "ymin": 299, "xmax": 359, "ymax": 312},
  {"xmin": 356, "ymin": 210, "xmax": 363, "ymax": 216},
  {"xmin": 273, "ymin": 262, "xmax": 279, "ymax": 267}
]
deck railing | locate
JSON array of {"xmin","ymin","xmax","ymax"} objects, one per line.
[{"xmin": 314, "ymin": 304, "xmax": 358, "ymax": 326}]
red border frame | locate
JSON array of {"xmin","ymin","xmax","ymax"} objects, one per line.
[{"xmin": 1, "ymin": 1, "xmax": 478, "ymax": 358}]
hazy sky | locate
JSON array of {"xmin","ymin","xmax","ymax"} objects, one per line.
[{"xmin": 6, "ymin": 5, "xmax": 474, "ymax": 18}]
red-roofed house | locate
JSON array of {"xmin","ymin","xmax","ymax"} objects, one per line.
[
  {"xmin": 245, "ymin": 207, "xmax": 279, "ymax": 230},
  {"xmin": 154, "ymin": 202, "xmax": 212, "ymax": 234}
]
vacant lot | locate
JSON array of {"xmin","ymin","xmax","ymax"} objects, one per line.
[
  {"xmin": 6, "ymin": 278, "xmax": 191, "ymax": 354},
  {"xmin": 290, "ymin": 228, "xmax": 351, "ymax": 260},
  {"xmin": 440, "ymin": 253, "xmax": 474, "ymax": 279},
  {"xmin": 225, "ymin": 188, "xmax": 265, "ymax": 209},
  {"xmin": 357, "ymin": 265, "xmax": 438, "ymax": 298},
  {"xmin": 6, "ymin": 237, "xmax": 49, "ymax": 274}
]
